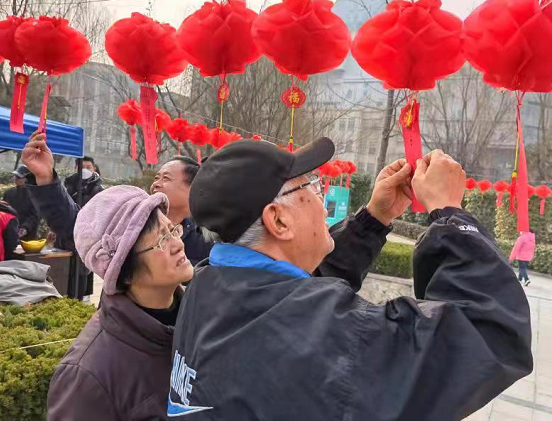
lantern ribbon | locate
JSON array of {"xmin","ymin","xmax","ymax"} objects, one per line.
[
  {"xmin": 38, "ymin": 79, "xmax": 53, "ymax": 134},
  {"xmin": 324, "ymin": 177, "xmax": 330, "ymax": 195},
  {"xmin": 197, "ymin": 148, "xmax": 202, "ymax": 164},
  {"xmin": 10, "ymin": 72, "xmax": 29, "ymax": 134},
  {"xmin": 510, "ymin": 93, "xmax": 530, "ymax": 232},
  {"xmin": 399, "ymin": 97, "xmax": 424, "ymax": 213},
  {"xmin": 130, "ymin": 126, "xmax": 137, "ymax": 161},
  {"xmin": 140, "ymin": 85, "xmax": 159, "ymax": 165},
  {"xmin": 496, "ymin": 192, "xmax": 503, "ymax": 207}
]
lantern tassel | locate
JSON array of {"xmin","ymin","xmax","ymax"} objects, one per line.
[
  {"xmin": 38, "ymin": 78, "xmax": 53, "ymax": 134},
  {"xmin": 346, "ymin": 174, "xmax": 351, "ymax": 189},
  {"xmin": 289, "ymin": 107, "xmax": 295, "ymax": 152},
  {"xmin": 514, "ymin": 93, "xmax": 530, "ymax": 232},
  {"xmin": 399, "ymin": 95, "xmax": 425, "ymax": 213},
  {"xmin": 130, "ymin": 126, "xmax": 137, "ymax": 161},
  {"xmin": 197, "ymin": 147, "xmax": 202, "ymax": 164},
  {"xmin": 140, "ymin": 84, "xmax": 159, "ymax": 165},
  {"xmin": 496, "ymin": 191, "xmax": 503, "ymax": 207},
  {"xmin": 324, "ymin": 177, "xmax": 330, "ymax": 195},
  {"xmin": 10, "ymin": 72, "xmax": 29, "ymax": 134},
  {"xmin": 177, "ymin": 142, "xmax": 181, "ymax": 155}
]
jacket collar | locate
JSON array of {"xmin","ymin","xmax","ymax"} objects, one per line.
[
  {"xmin": 99, "ymin": 287, "xmax": 184, "ymax": 354},
  {"xmin": 209, "ymin": 244, "xmax": 310, "ymax": 279}
]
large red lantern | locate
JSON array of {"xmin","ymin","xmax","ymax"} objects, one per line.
[
  {"xmin": 252, "ymin": 0, "xmax": 350, "ymax": 80},
  {"xmin": 117, "ymin": 100, "xmax": 142, "ymax": 161},
  {"xmin": 178, "ymin": 0, "xmax": 261, "ymax": 140},
  {"xmin": 351, "ymin": 0, "xmax": 464, "ymax": 213},
  {"xmin": 0, "ymin": 16, "xmax": 32, "ymax": 133},
  {"xmin": 105, "ymin": 13, "xmax": 187, "ymax": 165},
  {"xmin": 494, "ymin": 180, "xmax": 509, "ymax": 207},
  {"xmin": 253, "ymin": 0, "xmax": 350, "ymax": 151},
  {"xmin": 352, "ymin": 0, "xmax": 464, "ymax": 91},
  {"xmin": 0, "ymin": 17, "xmax": 32, "ymax": 133},
  {"xmin": 178, "ymin": 0, "xmax": 260, "ymax": 77},
  {"xmin": 15, "ymin": 16, "xmax": 91, "ymax": 134},
  {"xmin": 536, "ymin": 185, "xmax": 552, "ymax": 216},
  {"xmin": 463, "ymin": 0, "xmax": 552, "ymax": 232}
]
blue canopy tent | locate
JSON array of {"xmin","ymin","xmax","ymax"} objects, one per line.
[
  {"xmin": 0, "ymin": 106, "xmax": 84, "ymax": 157},
  {"xmin": 0, "ymin": 106, "xmax": 85, "ymax": 299}
]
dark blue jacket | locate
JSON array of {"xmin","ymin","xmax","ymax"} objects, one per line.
[{"xmin": 170, "ymin": 209, "xmax": 532, "ymax": 421}]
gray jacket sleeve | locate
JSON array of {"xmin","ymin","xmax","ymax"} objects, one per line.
[
  {"xmin": 26, "ymin": 172, "xmax": 80, "ymax": 240},
  {"xmin": 352, "ymin": 209, "xmax": 532, "ymax": 420},
  {"xmin": 47, "ymin": 363, "xmax": 118, "ymax": 420}
]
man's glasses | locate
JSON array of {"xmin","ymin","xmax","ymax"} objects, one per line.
[
  {"xmin": 279, "ymin": 176, "xmax": 323, "ymax": 198},
  {"xmin": 136, "ymin": 224, "xmax": 184, "ymax": 254}
]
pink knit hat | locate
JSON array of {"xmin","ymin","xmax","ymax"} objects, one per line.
[{"xmin": 74, "ymin": 185, "xmax": 169, "ymax": 295}]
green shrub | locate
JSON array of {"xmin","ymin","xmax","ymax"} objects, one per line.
[
  {"xmin": 392, "ymin": 219, "xmax": 427, "ymax": 240},
  {"xmin": 0, "ymin": 299, "xmax": 96, "ymax": 421},
  {"xmin": 349, "ymin": 173, "xmax": 372, "ymax": 215},
  {"xmin": 371, "ymin": 242, "xmax": 414, "ymax": 279},
  {"xmin": 496, "ymin": 193, "xmax": 552, "ymax": 244},
  {"xmin": 465, "ymin": 190, "xmax": 497, "ymax": 236}
]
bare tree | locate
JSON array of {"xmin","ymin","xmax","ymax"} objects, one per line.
[{"xmin": 420, "ymin": 65, "xmax": 514, "ymax": 178}]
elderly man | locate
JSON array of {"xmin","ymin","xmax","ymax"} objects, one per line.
[{"xmin": 169, "ymin": 138, "xmax": 532, "ymax": 420}]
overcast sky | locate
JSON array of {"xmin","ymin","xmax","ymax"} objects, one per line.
[{"xmin": 104, "ymin": 0, "xmax": 487, "ymax": 28}]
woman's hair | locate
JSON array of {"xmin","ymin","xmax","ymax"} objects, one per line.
[{"xmin": 116, "ymin": 207, "xmax": 162, "ymax": 293}]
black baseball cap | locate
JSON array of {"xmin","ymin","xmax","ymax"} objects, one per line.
[
  {"xmin": 190, "ymin": 137, "xmax": 335, "ymax": 243},
  {"xmin": 12, "ymin": 165, "xmax": 30, "ymax": 178}
]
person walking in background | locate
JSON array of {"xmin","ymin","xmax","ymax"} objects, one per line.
[
  {"xmin": 510, "ymin": 230, "xmax": 536, "ymax": 287},
  {"xmin": 3, "ymin": 165, "xmax": 39, "ymax": 241}
]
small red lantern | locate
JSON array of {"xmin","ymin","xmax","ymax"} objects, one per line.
[
  {"xmin": 106, "ymin": 13, "xmax": 187, "ymax": 165},
  {"xmin": 528, "ymin": 185, "xmax": 536, "ymax": 198},
  {"xmin": 319, "ymin": 161, "xmax": 343, "ymax": 194},
  {"xmin": 211, "ymin": 128, "xmax": 242, "ymax": 149},
  {"xmin": 466, "ymin": 178, "xmax": 477, "ymax": 190},
  {"xmin": 477, "ymin": 179, "xmax": 492, "ymax": 193},
  {"xmin": 117, "ymin": 100, "xmax": 142, "ymax": 161},
  {"xmin": 536, "ymin": 185, "xmax": 552, "ymax": 216},
  {"xmin": 187, "ymin": 124, "xmax": 213, "ymax": 162},
  {"xmin": 345, "ymin": 162, "xmax": 357, "ymax": 189},
  {"xmin": 494, "ymin": 180, "xmax": 509, "ymax": 207},
  {"xmin": 167, "ymin": 118, "xmax": 191, "ymax": 155},
  {"xmin": 251, "ymin": 134, "xmax": 263, "ymax": 141},
  {"xmin": 280, "ymin": 85, "xmax": 307, "ymax": 151}
]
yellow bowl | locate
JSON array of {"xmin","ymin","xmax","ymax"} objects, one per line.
[{"xmin": 20, "ymin": 239, "xmax": 47, "ymax": 253}]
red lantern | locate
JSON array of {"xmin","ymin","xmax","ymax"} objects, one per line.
[
  {"xmin": 536, "ymin": 185, "xmax": 552, "ymax": 216},
  {"xmin": 210, "ymin": 128, "xmax": 242, "ymax": 149},
  {"xmin": 187, "ymin": 124, "xmax": 213, "ymax": 162},
  {"xmin": 463, "ymin": 0, "xmax": 552, "ymax": 233},
  {"xmin": 319, "ymin": 161, "xmax": 342, "ymax": 194},
  {"xmin": 155, "ymin": 109, "xmax": 171, "ymax": 132},
  {"xmin": 252, "ymin": 0, "xmax": 351, "ymax": 80},
  {"xmin": 528, "ymin": 185, "xmax": 536, "ymax": 198},
  {"xmin": 352, "ymin": 0, "xmax": 463, "ymax": 214},
  {"xmin": 464, "ymin": 0, "xmax": 552, "ymax": 93},
  {"xmin": 167, "ymin": 118, "xmax": 190, "ymax": 155},
  {"xmin": 352, "ymin": 0, "xmax": 464, "ymax": 91},
  {"xmin": 494, "ymin": 180, "xmax": 509, "ymax": 207},
  {"xmin": 0, "ymin": 16, "xmax": 31, "ymax": 68},
  {"xmin": 105, "ymin": 13, "xmax": 187, "ymax": 165},
  {"xmin": 15, "ymin": 16, "xmax": 91, "ymax": 134},
  {"xmin": 466, "ymin": 178, "xmax": 477, "ymax": 190},
  {"xmin": 477, "ymin": 179, "xmax": 492, "ymax": 193},
  {"xmin": 345, "ymin": 162, "xmax": 357, "ymax": 189},
  {"xmin": 117, "ymin": 100, "xmax": 142, "ymax": 161},
  {"xmin": 177, "ymin": 0, "xmax": 260, "ymax": 77},
  {"xmin": 251, "ymin": 134, "xmax": 263, "ymax": 141}
]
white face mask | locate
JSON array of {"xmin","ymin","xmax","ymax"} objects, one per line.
[{"xmin": 81, "ymin": 168, "xmax": 93, "ymax": 180}]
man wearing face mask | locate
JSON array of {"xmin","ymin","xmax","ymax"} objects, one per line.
[{"xmin": 63, "ymin": 156, "xmax": 104, "ymax": 207}]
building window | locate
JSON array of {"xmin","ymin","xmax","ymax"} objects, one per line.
[
  {"xmin": 348, "ymin": 118, "xmax": 356, "ymax": 132},
  {"xmin": 346, "ymin": 89, "xmax": 353, "ymax": 100},
  {"xmin": 339, "ymin": 119, "xmax": 346, "ymax": 131},
  {"xmin": 369, "ymin": 144, "xmax": 377, "ymax": 155}
]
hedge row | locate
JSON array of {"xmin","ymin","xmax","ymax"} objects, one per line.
[
  {"xmin": 392, "ymin": 220, "xmax": 427, "ymax": 241},
  {"xmin": 0, "ymin": 299, "xmax": 96, "ymax": 421},
  {"xmin": 371, "ymin": 242, "xmax": 414, "ymax": 279}
]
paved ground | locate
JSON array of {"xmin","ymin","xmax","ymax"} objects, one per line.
[{"xmin": 90, "ymin": 238, "xmax": 552, "ymax": 420}]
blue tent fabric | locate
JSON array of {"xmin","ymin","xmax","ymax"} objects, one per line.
[{"xmin": 0, "ymin": 106, "xmax": 84, "ymax": 158}]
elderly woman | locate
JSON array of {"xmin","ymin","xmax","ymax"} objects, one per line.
[{"xmin": 46, "ymin": 185, "xmax": 193, "ymax": 420}]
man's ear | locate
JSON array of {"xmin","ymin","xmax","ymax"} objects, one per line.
[{"xmin": 261, "ymin": 203, "xmax": 294, "ymax": 241}]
